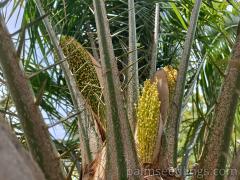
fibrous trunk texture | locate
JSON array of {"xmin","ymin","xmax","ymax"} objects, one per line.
[
  {"xmin": 93, "ymin": 0, "xmax": 140, "ymax": 179},
  {"xmin": 198, "ymin": 24, "xmax": 240, "ymax": 180},
  {"xmin": 34, "ymin": 0, "xmax": 94, "ymax": 168},
  {"xmin": 149, "ymin": 3, "xmax": 160, "ymax": 77},
  {"xmin": 0, "ymin": 114, "xmax": 45, "ymax": 180},
  {"xmin": 228, "ymin": 148, "xmax": 240, "ymax": 180},
  {"xmin": 165, "ymin": 0, "xmax": 202, "ymax": 166},
  {"xmin": 128, "ymin": 0, "xmax": 139, "ymax": 133},
  {"xmin": 0, "ymin": 15, "xmax": 65, "ymax": 180}
]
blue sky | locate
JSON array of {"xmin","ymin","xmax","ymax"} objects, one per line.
[
  {"xmin": 2, "ymin": 0, "xmax": 24, "ymax": 34},
  {"xmin": 1, "ymin": 1, "xmax": 66, "ymax": 139}
]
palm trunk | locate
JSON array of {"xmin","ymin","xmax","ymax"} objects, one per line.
[
  {"xmin": 228, "ymin": 148, "xmax": 240, "ymax": 180},
  {"xmin": 128, "ymin": 0, "xmax": 139, "ymax": 133},
  {"xmin": 150, "ymin": 3, "xmax": 160, "ymax": 77},
  {"xmin": 0, "ymin": 15, "xmax": 65, "ymax": 180},
  {"xmin": 0, "ymin": 114, "xmax": 45, "ymax": 180},
  {"xmin": 165, "ymin": 0, "xmax": 202, "ymax": 166},
  {"xmin": 93, "ymin": 0, "xmax": 140, "ymax": 179},
  {"xmin": 34, "ymin": 0, "xmax": 93, "ymax": 168},
  {"xmin": 198, "ymin": 23, "xmax": 240, "ymax": 180},
  {"xmin": 88, "ymin": 31, "xmax": 100, "ymax": 62}
]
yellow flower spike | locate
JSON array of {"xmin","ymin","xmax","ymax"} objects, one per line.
[
  {"xmin": 163, "ymin": 65, "xmax": 178, "ymax": 102},
  {"xmin": 59, "ymin": 36, "xmax": 105, "ymax": 125},
  {"xmin": 136, "ymin": 80, "xmax": 160, "ymax": 164}
]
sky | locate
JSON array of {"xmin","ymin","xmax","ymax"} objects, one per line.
[{"xmin": 1, "ymin": 0, "xmax": 66, "ymax": 139}]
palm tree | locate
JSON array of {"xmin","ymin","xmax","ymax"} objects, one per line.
[
  {"xmin": 0, "ymin": 114, "xmax": 45, "ymax": 180},
  {"xmin": 0, "ymin": 0, "xmax": 240, "ymax": 179}
]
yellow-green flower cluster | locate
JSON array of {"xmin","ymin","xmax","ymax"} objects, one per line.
[
  {"xmin": 163, "ymin": 65, "xmax": 177, "ymax": 102},
  {"xmin": 136, "ymin": 80, "xmax": 160, "ymax": 164},
  {"xmin": 60, "ymin": 36, "xmax": 105, "ymax": 123}
]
